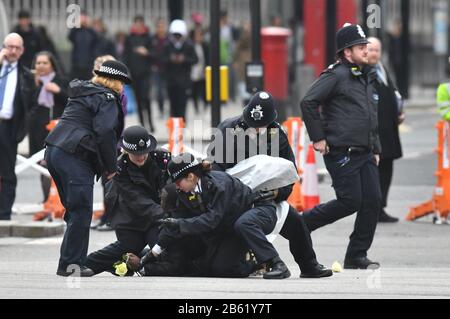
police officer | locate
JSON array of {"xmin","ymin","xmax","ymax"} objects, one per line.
[
  {"xmin": 139, "ymin": 153, "xmax": 291, "ymax": 279},
  {"xmin": 207, "ymin": 91, "xmax": 332, "ymax": 278},
  {"xmin": 45, "ymin": 60, "xmax": 130, "ymax": 276},
  {"xmin": 300, "ymin": 23, "xmax": 382, "ymax": 269},
  {"xmin": 85, "ymin": 126, "xmax": 171, "ymax": 275}
]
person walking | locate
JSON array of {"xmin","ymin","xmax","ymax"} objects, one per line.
[{"xmin": 300, "ymin": 24, "xmax": 382, "ymax": 269}]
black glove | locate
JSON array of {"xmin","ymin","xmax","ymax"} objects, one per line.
[
  {"xmin": 139, "ymin": 250, "xmax": 158, "ymax": 268},
  {"xmin": 157, "ymin": 218, "xmax": 180, "ymax": 231},
  {"xmin": 252, "ymin": 190, "xmax": 276, "ymax": 204}
]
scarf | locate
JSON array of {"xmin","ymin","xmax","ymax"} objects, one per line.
[{"xmin": 38, "ymin": 72, "xmax": 56, "ymax": 108}]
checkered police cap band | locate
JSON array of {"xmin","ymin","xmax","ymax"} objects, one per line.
[
  {"xmin": 170, "ymin": 159, "xmax": 200, "ymax": 180},
  {"xmin": 122, "ymin": 139, "xmax": 138, "ymax": 151},
  {"xmin": 99, "ymin": 65, "xmax": 129, "ymax": 79}
]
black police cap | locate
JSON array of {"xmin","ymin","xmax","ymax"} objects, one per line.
[
  {"xmin": 94, "ymin": 60, "xmax": 133, "ymax": 84},
  {"xmin": 336, "ymin": 23, "xmax": 369, "ymax": 53},
  {"xmin": 243, "ymin": 91, "xmax": 278, "ymax": 128},
  {"xmin": 167, "ymin": 153, "xmax": 202, "ymax": 182},
  {"xmin": 120, "ymin": 126, "xmax": 157, "ymax": 155}
]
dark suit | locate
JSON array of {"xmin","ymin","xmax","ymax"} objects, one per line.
[
  {"xmin": 0, "ymin": 63, "xmax": 34, "ymax": 220},
  {"xmin": 374, "ymin": 63, "xmax": 403, "ymax": 208}
]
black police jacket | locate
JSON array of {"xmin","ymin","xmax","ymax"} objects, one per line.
[
  {"xmin": 45, "ymin": 80, "xmax": 124, "ymax": 176},
  {"xmin": 300, "ymin": 59, "xmax": 381, "ymax": 154},
  {"xmin": 208, "ymin": 116, "xmax": 297, "ymax": 202},
  {"xmin": 107, "ymin": 154, "xmax": 167, "ymax": 232},
  {"xmin": 161, "ymin": 171, "xmax": 255, "ymax": 243}
]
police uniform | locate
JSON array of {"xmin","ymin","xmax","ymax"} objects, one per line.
[
  {"xmin": 85, "ymin": 126, "xmax": 171, "ymax": 275},
  {"xmin": 155, "ymin": 154, "xmax": 291, "ymax": 279},
  {"xmin": 45, "ymin": 60, "xmax": 130, "ymax": 276},
  {"xmin": 208, "ymin": 91, "xmax": 332, "ymax": 278},
  {"xmin": 300, "ymin": 24, "xmax": 382, "ymax": 269}
]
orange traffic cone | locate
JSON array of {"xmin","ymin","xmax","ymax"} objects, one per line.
[
  {"xmin": 407, "ymin": 121, "xmax": 450, "ymax": 223},
  {"xmin": 33, "ymin": 179, "xmax": 65, "ymax": 221},
  {"xmin": 166, "ymin": 117, "xmax": 185, "ymax": 156},
  {"xmin": 302, "ymin": 144, "xmax": 320, "ymax": 210},
  {"xmin": 33, "ymin": 119, "xmax": 66, "ymax": 221},
  {"xmin": 284, "ymin": 118, "xmax": 305, "ymax": 211}
]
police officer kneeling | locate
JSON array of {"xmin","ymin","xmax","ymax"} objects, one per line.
[
  {"xmin": 300, "ymin": 24, "xmax": 382, "ymax": 269},
  {"xmin": 85, "ymin": 126, "xmax": 170, "ymax": 275},
  {"xmin": 142, "ymin": 153, "xmax": 291, "ymax": 279}
]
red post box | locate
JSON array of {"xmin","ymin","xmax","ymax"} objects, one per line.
[{"xmin": 261, "ymin": 27, "xmax": 292, "ymax": 101}]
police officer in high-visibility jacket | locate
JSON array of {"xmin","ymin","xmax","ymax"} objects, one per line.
[{"xmin": 436, "ymin": 81, "xmax": 450, "ymax": 121}]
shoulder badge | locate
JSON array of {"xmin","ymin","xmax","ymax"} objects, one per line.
[{"xmin": 105, "ymin": 92, "xmax": 116, "ymax": 101}]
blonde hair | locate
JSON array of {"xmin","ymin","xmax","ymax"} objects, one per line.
[
  {"xmin": 92, "ymin": 55, "xmax": 116, "ymax": 74},
  {"xmin": 92, "ymin": 75, "xmax": 124, "ymax": 94}
]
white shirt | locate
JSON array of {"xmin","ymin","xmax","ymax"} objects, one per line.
[{"xmin": 0, "ymin": 61, "xmax": 19, "ymax": 119}]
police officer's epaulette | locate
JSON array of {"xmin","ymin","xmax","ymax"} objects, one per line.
[
  {"xmin": 271, "ymin": 122, "xmax": 288, "ymax": 136},
  {"xmin": 322, "ymin": 61, "xmax": 341, "ymax": 74},
  {"xmin": 116, "ymin": 153, "xmax": 127, "ymax": 174},
  {"xmin": 104, "ymin": 92, "xmax": 116, "ymax": 101}
]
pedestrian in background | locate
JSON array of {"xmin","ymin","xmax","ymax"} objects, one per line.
[
  {"xmin": 29, "ymin": 51, "xmax": 68, "ymax": 203},
  {"xmin": 45, "ymin": 60, "xmax": 130, "ymax": 277},
  {"xmin": 164, "ymin": 19, "xmax": 198, "ymax": 120},
  {"xmin": 0, "ymin": 33, "xmax": 35, "ymax": 221},
  {"xmin": 68, "ymin": 11, "xmax": 98, "ymax": 80},
  {"xmin": 368, "ymin": 37, "xmax": 404, "ymax": 223},
  {"xmin": 11, "ymin": 10, "xmax": 42, "ymax": 69},
  {"xmin": 124, "ymin": 16, "xmax": 154, "ymax": 132},
  {"xmin": 151, "ymin": 18, "xmax": 169, "ymax": 118},
  {"xmin": 190, "ymin": 26, "xmax": 209, "ymax": 113},
  {"xmin": 301, "ymin": 24, "xmax": 382, "ymax": 270}
]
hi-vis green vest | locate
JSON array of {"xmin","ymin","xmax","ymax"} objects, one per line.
[{"xmin": 437, "ymin": 83, "xmax": 450, "ymax": 120}]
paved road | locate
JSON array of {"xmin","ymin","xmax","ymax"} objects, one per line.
[{"xmin": 2, "ymin": 107, "xmax": 450, "ymax": 299}]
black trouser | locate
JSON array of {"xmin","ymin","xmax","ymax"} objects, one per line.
[
  {"xmin": 207, "ymin": 233, "xmax": 255, "ymax": 278},
  {"xmin": 233, "ymin": 202, "xmax": 278, "ymax": 264},
  {"xmin": 86, "ymin": 226, "xmax": 159, "ymax": 275},
  {"xmin": 0, "ymin": 120, "xmax": 18, "ymax": 220},
  {"xmin": 302, "ymin": 151, "xmax": 381, "ymax": 259},
  {"xmin": 45, "ymin": 145, "xmax": 95, "ymax": 271},
  {"xmin": 132, "ymin": 73, "xmax": 153, "ymax": 131},
  {"xmin": 191, "ymin": 79, "xmax": 206, "ymax": 112},
  {"xmin": 378, "ymin": 158, "xmax": 394, "ymax": 208},
  {"xmin": 280, "ymin": 206, "xmax": 318, "ymax": 271},
  {"xmin": 167, "ymin": 84, "xmax": 188, "ymax": 120}
]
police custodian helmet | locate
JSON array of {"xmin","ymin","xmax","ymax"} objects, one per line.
[
  {"xmin": 243, "ymin": 91, "xmax": 277, "ymax": 128},
  {"xmin": 120, "ymin": 125, "xmax": 157, "ymax": 155},
  {"xmin": 336, "ymin": 23, "xmax": 369, "ymax": 53}
]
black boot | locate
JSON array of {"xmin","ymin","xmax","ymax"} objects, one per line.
[
  {"xmin": 300, "ymin": 264, "xmax": 333, "ymax": 278},
  {"xmin": 378, "ymin": 210, "xmax": 399, "ymax": 223},
  {"xmin": 263, "ymin": 256, "xmax": 291, "ymax": 279},
  {"xmin": 344, "ymin": 257, "xmax": 380, "ymax": 270},
  {"xmin": 57, "ymin": 265, "xmax": 95, "ymax": 277}
]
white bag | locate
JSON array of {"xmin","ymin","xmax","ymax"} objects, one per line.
[{"xmin": 226, "ymin": 155, "xmax": 298, "ymax": 243}]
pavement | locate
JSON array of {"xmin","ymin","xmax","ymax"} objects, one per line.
[{"xmin": 3, "ymin": 97, "xmax": 450, "ymax": 299}]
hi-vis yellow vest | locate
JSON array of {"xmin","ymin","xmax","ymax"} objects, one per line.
[{"xmin": 437, "ymin": 83, "xmax": 450, "ymax": 120}]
